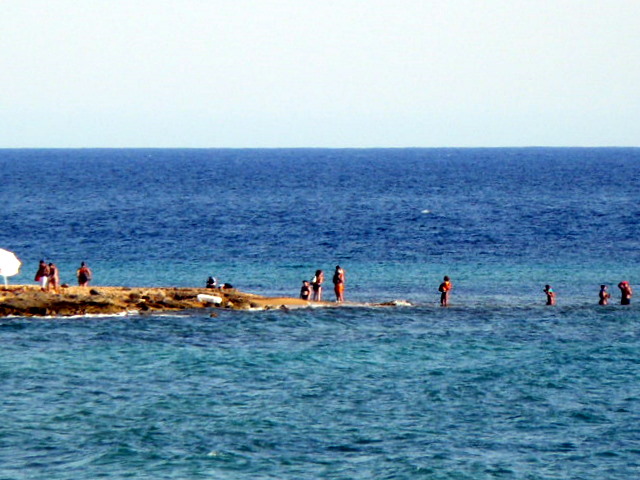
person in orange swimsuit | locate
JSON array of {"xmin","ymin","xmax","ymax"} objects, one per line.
[
  {"xmin": 333, "ymin": 266, "xmax": 345, "ymax": 302},
  {"xmin": 439, "ymin": 276, "xmax": 452, "ymax": 306}
]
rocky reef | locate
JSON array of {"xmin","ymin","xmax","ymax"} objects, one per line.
[{"xmin": 0, "ymin": 285, "xmax": 317, "ymax": 317}]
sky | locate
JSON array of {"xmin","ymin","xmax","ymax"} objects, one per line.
[{"xmin": 1, "ymin": 0, "xmax": 639, "ymax": 148}]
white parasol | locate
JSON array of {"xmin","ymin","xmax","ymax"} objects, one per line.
[{"xmin": 0, "ymin": 248, "xmax": 21, "ymax": 287}]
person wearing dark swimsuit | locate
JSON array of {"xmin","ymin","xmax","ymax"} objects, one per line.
[
  {"xmin": 439, "ymin": 276, "xmax": 452, "ymax": 306},
  {"xmin": 76, "ymin": 262, "xmax": 93, "ymax": 287},
  {"xmin": 618, "ymin": 281, "xmax": 632, "ymax": 305},
  {"xmin": 311, "ymin": 270, "xmax": 324, "ymax": 301},
  {"xmin": 598, "ymin": 284, "xmax": 610, "ymax": 305},
  {"xmin": 543, "ymin": 285, "xmax": 556, "ymax": 306},
  {"xmin": 300, "ymin": 280, "xmax": 311, "ymax": 300}
]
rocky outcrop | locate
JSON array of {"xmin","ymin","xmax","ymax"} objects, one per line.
[
  {"xmin": 0, "ymin": 285, "xmax": 316, "ymax": 317},
  {"xmin": 0, "ymin": 285, "xmax": 409, "ymax": 318}
]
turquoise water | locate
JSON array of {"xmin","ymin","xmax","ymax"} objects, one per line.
[
  {"xmin": 2, "ymin": 307, "xmax": 639, "ymax": 479},
  {"xmin": 1, "ymin": 148, "xmax": 639, "ymax": 478}
]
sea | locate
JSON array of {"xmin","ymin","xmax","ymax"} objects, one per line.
[{"xmin": 0, "ymin": 148, "xmax": 639, "ymax": 479}]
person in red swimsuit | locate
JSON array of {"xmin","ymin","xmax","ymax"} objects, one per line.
[
  {"xmin": 76, "ymin": 262, "xmax": 93, "ymax": 287},
  {"xmin": 618, "ymin": 281, "xmax": 632, "ymax": 305}
]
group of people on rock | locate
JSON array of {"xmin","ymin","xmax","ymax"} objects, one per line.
[
  {"xmin": 34, "ymin": 261, "xmax": 93, "ymax": 292},
  {"xmin": 543, "ymin": 281, "xmax": 633, "ymax": 306},
  {"xmin": 205, "ymin": 276, "xmax": 234, "ymax": 290},
  {"xmin": 300, "ymin": 266, "xmax": 346, "ymax": 302}
]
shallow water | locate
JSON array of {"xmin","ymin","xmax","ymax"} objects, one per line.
[
  {"xmin": 1, "ymin": 148, "xmax": 639, "ymax": 478},
  {"xmin": 1, "ymin": 306, "xmax": 640, "ymax": 479}
]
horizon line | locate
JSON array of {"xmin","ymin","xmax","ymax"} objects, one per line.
[{"xmin": 0, "ymin": 145, "xmax": 639, "ymax": 150}]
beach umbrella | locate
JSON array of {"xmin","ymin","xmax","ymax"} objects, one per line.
[{"xmin": 0, "ymin": 248, "xmax": 21, "ymax": 287}]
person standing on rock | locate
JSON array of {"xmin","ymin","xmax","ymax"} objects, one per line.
[
  {"xmin": 34, "ymin": 260, "xmax": 50, "ymax": 292},
  {"xmin": 47, "ymin": 263, "xmax": 60, "ymax": 293},
  {"xmin": 76, "ymin": 262, "xmax": 93, "ymax": 287},
  {"xmin": 311, "ymin": 269, "xmax": 324, "ymax": 301}
]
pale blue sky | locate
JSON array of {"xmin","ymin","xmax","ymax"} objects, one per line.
[{"xmin": 1, "ymin": 0, "xmax": 639, "ymax": 147}]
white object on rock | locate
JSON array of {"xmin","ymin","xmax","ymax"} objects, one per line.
[{"xmin": 197, "ymin": 294, "xmax": 223, "ymax": 305}]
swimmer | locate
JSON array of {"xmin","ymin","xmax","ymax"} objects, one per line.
[
  {"xmin": 618, "ymin": 281, "xmax": 632, "ymax": 305},
  {"xmin": 439, "ymin": 276, "xmax": 452, "ymax": 306},
  {"xmin": 598, "ymin": 284, "xmax": 610, "ymax": 305},
  {"xmin": 543, "ymin": 285, "xmax": 556, "ymax": 306}
]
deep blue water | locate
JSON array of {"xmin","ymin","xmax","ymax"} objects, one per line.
[{"xmin": 1, "ymin": 148, "xmax": 639, "ymax": 479}]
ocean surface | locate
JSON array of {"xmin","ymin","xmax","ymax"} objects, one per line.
[{"xmin": 0, "ymin": 148, "xmax": 639, "ymax": 479}]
